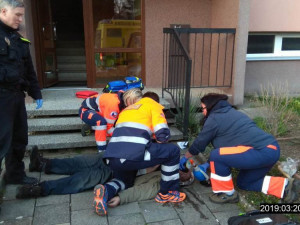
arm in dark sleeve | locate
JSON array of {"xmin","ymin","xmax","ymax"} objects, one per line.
[
  {"xmin": 189, "ymin": 118, "xmax": 218, "ymax": 155},
  {"xmin": 25, "ymin": 48, "xmax": 42, "ymax": 100}
]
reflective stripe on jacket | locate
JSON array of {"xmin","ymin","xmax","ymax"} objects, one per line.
[{"xmin": 104, "ymin": 97, "xmax": 170, "ymax": 161}]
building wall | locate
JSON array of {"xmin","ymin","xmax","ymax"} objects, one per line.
[
  {"xmin": 144, "ymin": 0, "xmax": 248, "ymax": 105},
  {"xmin": 211, "ymin": 0, "xmax": 250, "ymax": 105},
  {"xmin": 246, "ymin": 0, "xmax": 300, "ymax": 96},
  {"xmin": 249, "ymin": 0, "xmax": 300, "ymax": 32},
  {"xmin": 245, "ymin": 61, "xmax": 300, "ymax": 95},
  {"xmin": 144, "ymin": 0, "xmax": 211, "ymax": 87}
]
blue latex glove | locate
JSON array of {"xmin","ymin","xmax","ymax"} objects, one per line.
[
  {"xmin": 200, "ymin": 162, "xmax": 210, "ymax": 171},
  {"xmin": 193, "ymin": 162, "xmax": 210, "ymax": 181},
  {"xmin": 36, "ymin": 99, "xmax": 43, "ymax": 109},
  {"xmin": 179, "ymin": 156, "xmax": 188, "ymax": 171}
]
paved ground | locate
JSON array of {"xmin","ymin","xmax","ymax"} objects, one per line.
[
  {"xmin": 0, "ymin": 150, "xmax": 242, "ymax": 225},
  {"xmin": 0, "ymin": 88, "xmax": 250, "ymax": 224}
]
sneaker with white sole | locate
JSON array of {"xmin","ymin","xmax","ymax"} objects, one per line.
[
  {"xmin": 155, "ymin": 191, "xmax": 186, "ymax": 203},
  {"xmin": 93, "ymin": 184, "xmax": 108, "ymax": 216}
]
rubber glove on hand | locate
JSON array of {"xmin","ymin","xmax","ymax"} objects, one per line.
[
  {"xmin": 36, "ymin": 99, "xmax": 43, "ymax": 109},
  {"xmin": 179, "ymin": 157, "xmax": 188, "ymax": 171}
]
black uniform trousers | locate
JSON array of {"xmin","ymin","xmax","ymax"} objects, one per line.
[{"xmin": 0, "ymin": 88, "xmax": 27, "ymax": 181}]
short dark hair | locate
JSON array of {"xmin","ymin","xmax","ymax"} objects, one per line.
[
  {"xmin": 0, "ymin": 0, "xmax": 24, "ymax": 9},
  {"xmin": 143, "ymin": 91, "xmax": 159, "ymax": 103},
  {"xmin": 201, "ymin": 93, "xmax": 228, "ymax": 115}
]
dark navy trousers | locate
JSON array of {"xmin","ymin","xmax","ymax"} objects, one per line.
[
  {"xmin": 209, "ymin": 141, "xmax": 280, "ymax": 192},
  {"xmin": 106, "ymin": 142, "xmax": 180, "ymax": 199},
  {"xmin": 0, "ymin": 89, "xmax": 27, "ymax": 181}
]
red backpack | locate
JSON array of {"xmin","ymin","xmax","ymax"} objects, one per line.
[{"xmin": 75, "ymin": 90, "xmax": 98, "ymax": 99}]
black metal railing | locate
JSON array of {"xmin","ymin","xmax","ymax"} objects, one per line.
[{"xmin": 162, "ymin": 28, "xmax": 236, "ymax": 140}]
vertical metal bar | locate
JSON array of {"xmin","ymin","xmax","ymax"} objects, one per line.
[
  {"xmin": 215, "ymin": 33, "xmax": 220, "ymax": 86},
  {"xmin": 183, "ymin": 59, "xmax": 192, "ymax": 140},
  {"xmin": 166, "ymin": 34, "xmax": 170, "ymax": 91},
  {"xmin": 170, "ymin": 32, "xmax": 175, "ymax": 97},
  {"xmin": 200, "ymin": 33, "xmax": 205, "ymax": 86},
  {"xmin": 223, "ymin": 33, "xmax": 228, "ymax": 86},
  {"xmin": 162, "ymin": 33, "xmax": 166, "ymax": 98},
  {"xmin": 229, "ymin": 34, "xmax": 236, "ymax": 87},
  {"xmin": 192, "ymin": 33, "xmax": 197, "ymax": 87},
  {"xmin": 179, "ymin": 49, "xmax": 183, "ymax": 108},
  {"xmin": 173, "ymin": 34, "xmax": 177, "ymax": 106},
  {"xmin": 208, "ymin": 33, "xmax": 212, "ymax": 86}
]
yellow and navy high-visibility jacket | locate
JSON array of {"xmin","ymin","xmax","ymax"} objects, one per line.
[
  {"xmin": 104, "ymin": 97, "xmax": 170, "ymax": 161},
  {"xmin": 81, "ymin": 92, "xmax": 123, "ymax": 133}
]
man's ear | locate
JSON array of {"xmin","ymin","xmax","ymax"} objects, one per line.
[{"xmin": 0, "ymin": 8, "xmax": 7, "ymax": 15}]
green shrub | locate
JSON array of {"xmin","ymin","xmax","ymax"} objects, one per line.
[{"xmin": 252, "ymin": 83, "xmax": 296, "ymax": 137}]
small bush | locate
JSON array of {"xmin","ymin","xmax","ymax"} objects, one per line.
[{"xmin": 253, "ymin": 83, "xmax": 296, "ymax": 137}]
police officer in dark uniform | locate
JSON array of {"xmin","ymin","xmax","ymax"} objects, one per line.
[{"xmin": 0, "ymin": 0, "xmax": 43, "ymax": 185}]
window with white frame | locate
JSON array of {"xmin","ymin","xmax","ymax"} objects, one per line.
[{"xmin": 246, "ymin": 33, "xmax": 300, "ymax": 61}]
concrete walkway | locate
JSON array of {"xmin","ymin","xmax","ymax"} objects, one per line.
[
  {"xmin": 0, "ymin": 88, "xmax": 254, "ymax": 225},
  {"xmin": 0, "ymin": 149, "xmax": 242, "ymax": 225}
]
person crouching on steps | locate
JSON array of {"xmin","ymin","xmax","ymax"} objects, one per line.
[{"xmin": 78, "ymin": 90, "xmax": 126, "ymax": 153}]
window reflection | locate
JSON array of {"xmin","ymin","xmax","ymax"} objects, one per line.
[{"xmin": 93, "ymin": 0, "xmax": 142, "ymax": 85}]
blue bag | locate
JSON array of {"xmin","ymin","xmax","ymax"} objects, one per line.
[
  {"xmin": 102, "ymin": 80, "xmax": 127, "ymax": 93},
  {"xmin": 103, "ymin": 77, "xmax": 144, "ymax": 93},
  {"xmin": 125, "ymin": 76, "xmax": 144, "ymax": 90}
]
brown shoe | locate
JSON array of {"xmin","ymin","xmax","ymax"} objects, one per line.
[
  {"xmin": 209, "ymin": 192, "xmax": 239, "ymax": 204},
  {"xmin": 283, "ymin": 178, "xmax": 300, "ymax": 203}
]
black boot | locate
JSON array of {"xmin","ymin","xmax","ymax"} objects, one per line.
[
  {"xmin": 4, "ymin": 174, "xmax": 38, "ymax": 185},
  {"xmin": 16, "ymin": 183, "xmax": 42, "ymax": 199},
  {"xmin": 29, "ymin": 146, "xmax": 48, "ymax": 172},
  {"xmin": 81, "ymin": 124, "xmax": 92, "ymax": 137}
]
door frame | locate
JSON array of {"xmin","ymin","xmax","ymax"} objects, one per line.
[
  {"xmin": 32, "ymin": 0, "xmax": 59, "ymax": 88},
  {"xmin": 31, "ymin": 0, "xmax": 44, "ymax": 88},
  {"xmin": 32, "ymin": 0, "xmax": 145, "ymax": 88},
  {"xmin": 82, "ymin": 0, "xmax": 145, "ymax": 88}
]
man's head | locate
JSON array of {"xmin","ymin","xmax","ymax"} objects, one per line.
[
  {"xmin": 143, "ymin": 91, "xmax": 159, "ymax": 103},
  {"xmin": 0, "ymin": 0, "xmax": 25, "ymax": 29},
  {"xmin": 123, "ymin": 88, "xmax": 143, "ymax": 106}
]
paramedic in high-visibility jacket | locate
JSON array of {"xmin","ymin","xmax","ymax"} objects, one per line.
[
  {"xmin": 181, "ymin": 93, "xmax": 300, "ymax": 204},
  {"xmin": 93, "ymin": 90, "xmax": 186, "ymax": 216},
  {"xmin": 79, "ymin": 91, "xmax": 126, "ymax": 152}
]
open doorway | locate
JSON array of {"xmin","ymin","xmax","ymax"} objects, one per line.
[
  {"xmin": 50, "ymin": 0, "xmax": 86, "ymax": 87},
  {"xmin": 33, "ymin": 0, "xmax": 86, "ymax": 88}
]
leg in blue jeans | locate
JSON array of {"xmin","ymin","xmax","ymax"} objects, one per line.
[
  {"xmin": 46, "ymin": 154, "xmax": 104, "ymax": 175},
  {"xmin": 40, "ymin": 154, "xmax": 112, "ymax": 195}
]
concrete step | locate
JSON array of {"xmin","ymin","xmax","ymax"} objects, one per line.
[
  {"xmin": 58, "ymin": 63, "xmax": 86, "ymax": 71},
  {"xmin": 28, "ymin": 116, "xmax": 175, "ymax": 132},
  {"xmin": 56, "ymin": 48, "xmax": 85, "ymax": 56},
  {"xmin": 28, "ymin": 117, "xmax": 83, "ymax": 132},
  {"xmin": 26, "ymin": 90, "xmax": 171, "ymax": 117},
  {"xmin": 57, "ymin": 56, "xmax": 86, "ymax": 64},
  {"xmin": 58, "ymin": 71, "xmax": 87, "ymax": 81},
  {"xmin": 27, "ymin": 126, "xmax": 183, "ymax": 150},
  {"xmin": 27, "ymin": 99, "xmax": 82, "ymax": 117}
]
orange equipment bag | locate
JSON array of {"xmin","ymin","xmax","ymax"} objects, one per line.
[{"xmin": 75, "ymin": 90, "xmax": 98, "ymax": 99}]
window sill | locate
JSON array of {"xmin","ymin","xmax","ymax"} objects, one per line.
[{"xmin": 246, "ymin": 56, "xmax": 300, "ymax": 61}]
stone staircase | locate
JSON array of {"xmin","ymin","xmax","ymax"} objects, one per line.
[
  {"xmin": 26, "ymin": 89, "xmax": 183, "ymax": 151},
  {"xmin": 56, "ymin": 40, "xmax": 87, "ymax": 82}
]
